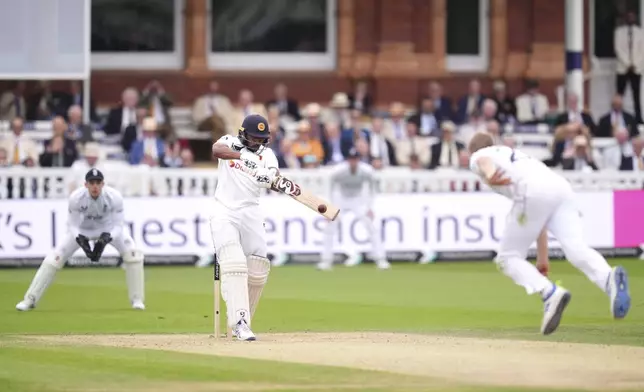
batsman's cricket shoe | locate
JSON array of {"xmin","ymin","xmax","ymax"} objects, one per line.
[
  {"xmin": 132, "ymin": 301, "xmax": 146, "ymax": 310},
  {"xmin": 540, "ymin": 285, "xmax": 571, "ymax": 335},
  {"xmin": 233, "ymin": 319, "xmax": 256, "ymax": 341},
  {"xmin": 608, "ymin": 266, "xmax": 630, "ymax": 319},
  {"xmin": 15, "ymin": 299, "xmax": 35, "ymax": 312}
]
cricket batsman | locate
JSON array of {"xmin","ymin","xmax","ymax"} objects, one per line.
[
  {"xmin": 16, "ymin": 169, "xmax": 145, "ymax": 311},
  {"xmin": 468, "ymin": 132, "xmax": 631, "ymax": 335},
  {"xmin": 210, "ymin": 114, "xmax": 278, "ymax": 341},
  {"xmin": 317, "ymin": 148, "xmax": 390, "ymax": 271}
]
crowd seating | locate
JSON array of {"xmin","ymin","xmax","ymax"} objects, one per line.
[{"xmin": 0, "ymin": 166, "xmax": 641, "ymax": 200}]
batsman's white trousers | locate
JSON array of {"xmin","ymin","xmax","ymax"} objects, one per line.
[
  {"xmin": 321, "ymin": 197, "xmax": 385, "ymax": 264},
  {"xmin": 209, "ymin": 200, "xmax": 267, "ymax": 257},
  {"xmin": 54, "ymin": 229, "xmax": 136, "ymax": 265},
  {"xmin": 496, "ymin": 178, "xmax": 612, "ymax": 295}
]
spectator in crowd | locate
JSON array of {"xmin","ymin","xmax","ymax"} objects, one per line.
[
  {"xmin": 0, "ymin": 117, "xmax": 39, "ymax": 166},
  {"xmin": 289, "ymin": 120, "xmax": 324, "ymax": 166},
  {"xmin": 597, "ymin": 94, "xmax": 638, "ymax": 138},
  {"xmin": 163, "ymin": 136, "xmax": 184, "ymax": 168},
  {"xmin": 347, "ymin": 108, "xmax": 368, "ymax": 135},
  {"xmin": 265, "ymin": 83, "xmax": 301, "ymax": 121},
  {"xmin": 0, "ymin": 81, "xmax": 26, "ymax": 121},
  {"xmin": 457, "ymin": 109, "xmax": 486, "ymax": 145},
  {"xmin": 364, "ymin": 117, "xmax": 396, "ymax": 167},
  {"xmin": 192, "ymin": 79, "xmax": 233, "ymax": 140},
  {"xmin": 348, "ymin": 80, "xmax": 373, "ymax": 115},
  {"xmin": 61, "ymin": 81, "xmax": 98, "ymax": 122},
  {"xmin": 129, "ymin": 117, "xmax": 165, "ymax": 167},
  {"xmin": 104, "ymin": 87, "xmax": 139, "ymax": 136},
  {"xmin": 383, "ymin": 102, "xmax": 408, "ymax": 142},
  {"xmin": 0, "ymin": 147, "xmax": 8, "ymax": 167},
  {"xmin": 603, "ymin": 127, "xmax": 637, "ymax": 170},
  {"xmin": 324, "ymin": 92, "xmax": 352, "ymax": 130},
  {"xmin": 229, "ymin": 89, "xmax": 268, "ymax": 135},
  {"xmin": 353, "ymin": 137, "xmax": 372, "ymax": 165},
  {"xmin": 408, "ymin": 97, "xmax": 441, "ymax": 137},
  {"xmin": 428, "ymin": 81, "xmax": 453, "ymax": 121},
  {"xmin": 395, "ymin": 121, "xmax": 431, "ymax": 167},
  {"xmin": 27, "ymin": 80, "xmax": 63, "ymax": 121},
  {"xmin": 481, "ymin": 99, "xmax": 499, "ymax": 123},
  {"xmin": 266, "ymin": 105, "xmax": 289, "ymax": 167},
  {"xmin": 492, "ymin": 80, "xmax": 517, "ymax": 124},
  {"xmin": 515, "ymin": 79, "xmax": 549, "ymax": 124},
  {"xmin": 68, "ymin": 142, "xmax": 103, "ymax": 192},
  {"xmin": 180, "ymin": 149, "xmax": 195, "ymax": 168},
  {"xmin": 140, "ymin": 80, "xmax": 173, "ymax": 139},
  {"xmin": 633, "ymin": 137, "xmax": 644, "ymax": 170},
  {"xmin": 561, "ymin": 135, "xmax": 598, "ymax": 171},
  {"xmin": 456, "ymin": 79, "xmax": 485, "ymax": 124},
  {"xmin": 615, "ymin": 10, "xmax": 644, "ymax": 123},
  {"xmin": 429, "ymin": 121, "xmax": 464, "ymax": 169},
  {"xmin": 458, "ymin": 150, "xmax": 470, "ymax": 170},
  {"xmin": 555, "ymin": 92, "xmax": 596, "ymax": 133},
  {"xmin": 66, "ymin": 105, "xmax": 94, "ymax": 145},
  {"xmin": 121, "ymin": 107, "xmax": 148, "ymax": 155},
  {"xmin": 323, "ymin": 122, "xmax": 353, "ymax": 165},
  {"xmin": 39, "ymin": 116, "xmax": 78, "ymax": 168},
  {"xmin": 303, "ymin": 103, "xmax": 325, "ymax": 140},
  {"xmin": 486, "ymin": 120, "xmax": 503, "ymax": 145},
  {"xmin": 548, "ymin": 122, "xmax": 592, "ymax": 167}
]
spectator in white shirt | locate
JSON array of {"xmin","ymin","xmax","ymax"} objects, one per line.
[
  {"xmin": 615, "ymin": 11, "xmax": 644, "ymax": 123},
  {"xmin": 0, "ymin": 117, "xmax": 39, "ymax": 166},
  {"xmin": 515, "ymin": 79, "xmax": 549, "ymax": 123},
  {"xmin": 383, "ymin": 102, "xmax": 408, "ymax": 142},
  {"xmin": 192, "ymin": 80, "xmax": 233, "ymax": 139},
  {"xmin": 603, "ymin": 127, "xmax": 637, "ymax": 170}
]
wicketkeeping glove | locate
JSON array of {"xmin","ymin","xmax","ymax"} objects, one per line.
[
  {"xmin": 90, "ymin": 232, "xmax": 112, "ymax": 262},
  {"xmin": 75, "ymin": 234, "xmax": 94, "ymax": 259}
]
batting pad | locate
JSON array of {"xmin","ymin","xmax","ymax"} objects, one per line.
[
  {"xmin": 218, "ymin": 242, "xmax": 251, "ymax": 327},
  {"xmin": 23, "ymin": 254, "xmax": 62, "ymax": 305},
  {"xmin": 247, "ymin": 255, "xmax": 270, "ymax": 319},
  {"xmin": 123, "ymin": 250, "xmax": 145, "ymax": 304}
]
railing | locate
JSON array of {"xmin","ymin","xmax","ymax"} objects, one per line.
[{"xmin": 0, "ymin": 167, "xmax": 641, "ymax": 199}]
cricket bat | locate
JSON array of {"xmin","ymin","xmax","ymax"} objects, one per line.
[{"xmin": 270, "ymin": 175, "xmax": 340, "ymax": 221}]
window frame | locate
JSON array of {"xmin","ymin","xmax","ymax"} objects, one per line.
[
  {"xmin": 90, "ymin": 0, "xmax": 184, "ymax": 70},
  {"xmin": 445, "ymin": 0, "xmax": 489, "ymax": 72},
  {"xmin": 206, "ymin": 0, "xmax": 337, "ymax": 71}
]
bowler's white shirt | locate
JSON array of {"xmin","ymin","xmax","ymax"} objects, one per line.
[
  {"xmin": 214, "ymin": 135, "xmax": 278, "ymax": 210},
  {"xmin": 469, "ymin": 146, "xmax": 569, "ymax": 200},
  {"xmin": 329, "ymin": 161, "xmax": 377, "ymax": 204},
  {"xmin": 68, "ymin": 185, "xmax": 125, "ymax": 238}
]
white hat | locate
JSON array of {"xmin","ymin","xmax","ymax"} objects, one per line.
[
  {"xmin": 330, "ymin": 93, "xmax": 350, "ymax": 108},
  {"xmin": 142, "ymin": 117, "xmax": 157, "ymax": 132}
]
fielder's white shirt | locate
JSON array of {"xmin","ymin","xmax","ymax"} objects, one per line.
[
  {"xmin": 469, "ymin": 145, "xmax": 569, "ymax": 200},
  {"xmin": 68, "ymin": 185, "xmax": 125, "ymax": 238},
  {"xmin": 214, "ymin": 135, "xmax": 279, "ymax": 209},
  {"xmin": 329, "ymin": 161, "xmax": 377, "ymax": 205}
]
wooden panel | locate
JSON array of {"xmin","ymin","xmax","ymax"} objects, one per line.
[
  {"xmin": 489, "ymin": 0, "xmax": 508, "ymax": 77},
  {"xmin": 507, "ymin": 0, "xmax": 532, "ymax": 52},
  {"xmin": 353, "ymin": 0, "xmax": 378, "ymax": 52},
  {"xmin": 185, "ymin": 0, "xmax": 208, "ymax": 74},
  {"xmin": 533, "ymin": 0, "xmax": 565, "ymax": 43},
  {"xmin": 378, "ymin": 0, "xmax": 414, "ymax": 43},
  {"xmin": 412, "ymin": 0, "xmax": 433, "ymax": 53}
]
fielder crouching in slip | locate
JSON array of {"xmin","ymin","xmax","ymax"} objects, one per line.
[
  {"xmin": 210, "ymin": 114, "xmax": 279, "ymax": 341},
  {"xmin": 317, "ymin": 148, "xmax": 390, "ymax": 271},
  {"xmin": 16, "ymin": 169, "xmax": 145, "ymax": 311}
]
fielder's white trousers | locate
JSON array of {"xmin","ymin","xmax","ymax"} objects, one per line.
[
  {"xmin": 321, "ymin": 197, "xmax": 385, "ymax": 265},
  {"xmin": 496, "ymin": 180, "xmax": 612, "ymax": 295}
]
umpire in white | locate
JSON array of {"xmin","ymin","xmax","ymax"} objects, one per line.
[{"xmin": 16, "ymin": 169, "xmax": 145, "ymax": 311}]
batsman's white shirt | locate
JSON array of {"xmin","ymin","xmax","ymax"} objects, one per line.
[
  {"xmin": 329, "ymin": 161, "xmax": 377, "ymax": 213},
  {"xmin": 214, "ymin": 135, "xmax": 279, "ymax": 210}
]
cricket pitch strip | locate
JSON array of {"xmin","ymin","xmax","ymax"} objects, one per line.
[{"xmin": 25, "ymin": 332, "xmax": 644, "ymax": 391}]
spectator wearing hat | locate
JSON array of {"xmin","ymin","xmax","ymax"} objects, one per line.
[
  {"xmin": 39, "ymin": 116, "xmax": 78, "ymax": 168},
  {"xmin": 561, "ymin": 135, "xmax": 598, "ymax": 171},
  {"xmin": 429, "ymin": 121, "xmax": 464, "ymax": 170},
  {"xmin": 456, "ymin": 79, "xmax": 485, "ymax": 124},
  {"xmin": 303, "ymin": 103, "xmax": 325, "ymax": 141},
  {"xmin": 394, "ymin": 122, "xmax": 431, "ymax": 167},
  {"xmin": 128, "ymin": 117, "xmax": 165, "ymax": 166},
  {"xmin": 515, "ymin": 79, "xmax": 550, "ymax": 124},
  {"xmin": 323, "ymin": 92, "xmax": 352, "ymax": 130},
  {"xmin": 289, "ymin": 120, "xmax": 324, "ymax": 167},
  {"xmin": 492, "ymin": 80, "xmax": 517, "ymax": 124}
]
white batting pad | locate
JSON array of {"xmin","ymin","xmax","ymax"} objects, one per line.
[
  {"xmin": 123, "ymin": 250, "xmax": 145, "ymax": 304},
  {"xmin": 218, "ymin": 242, "xmax": 251, "ymax": 327},
  {"xmin": 247, "ymin": 255, "xmax": 270, "ymax": 319},
  {"xmin": 23, "ymin": 254, "xmax": 61, "ymax": 305}
]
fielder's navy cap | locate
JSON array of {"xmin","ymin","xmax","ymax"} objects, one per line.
[
  {"xmin": 240, "ymin": 114, "xmax": 270, "ymax": 138},
  {"xmin": 85, "ymin": 168, "xmax": 104, "ymax": 182},
  {"xmin": 347, "ymin": 148, "xmax": 360, "ymax": 158}
]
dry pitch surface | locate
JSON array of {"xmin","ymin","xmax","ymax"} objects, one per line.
[{"xmin": 27, "ymin": 332, "xmax": 644, "ymax": 391}]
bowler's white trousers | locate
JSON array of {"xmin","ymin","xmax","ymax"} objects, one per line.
[
  {"xmin": 321, "ymin": 196, "xmax": 385, "ymax": 265},
  {"xmin": 496, "ymin": 178, "xmax": 612, "ymax": 295}
]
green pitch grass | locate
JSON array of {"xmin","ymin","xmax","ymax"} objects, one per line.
[{"xmin": 0, "ymin": 258, "xmax": 642, "ymax": 392}]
